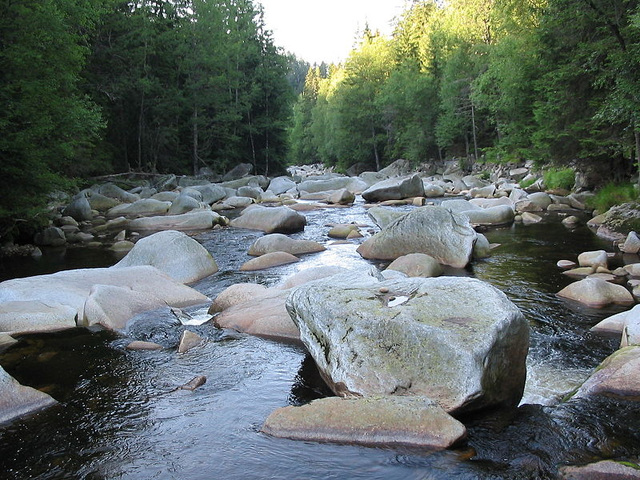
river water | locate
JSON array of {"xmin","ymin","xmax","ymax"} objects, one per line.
[{"xmin": 1, "ymin": 200, "xmax": 639, "ymax": 479}]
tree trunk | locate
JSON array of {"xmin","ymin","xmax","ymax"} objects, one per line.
[
  {"xmin": 192, "ymin": 106, "xmax": 199, "ymax": 176},
  {"xmin": 636, "ymin": 130, "xmax": 640, "ymax": 191},
  {"xmin": 371, "ymin": 123, "xmax": 380, "ymax": 171}
]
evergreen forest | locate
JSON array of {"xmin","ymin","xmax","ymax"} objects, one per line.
[{"xmin": 1, "ymin": 0, "xmax": 640, "ymax": 238}]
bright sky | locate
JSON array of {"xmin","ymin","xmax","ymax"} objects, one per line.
[{"xmin": 259, "ymin": 0, "xmax": 407, "ymax": 64}]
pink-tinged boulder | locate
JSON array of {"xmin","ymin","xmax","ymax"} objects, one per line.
[
  {"xmin": 591, "ymin": 304, "xmax": 640, "ymax": 336},
  {"xmin": 262, "ymin": 396, "xmax": 466, "ymax": 449},
  {"xmin": 357, "ymin": 206, "xmax": 477, "ymax": 268},
  {"xmin": 574, "ymin": 346, "xmax": 640, "ymax": 399},
  {"xmin": 239, "ymin": 252, "xmax": 299, "ymax": 271},
  {"xmin": 247, "ymin": 233, "xmax": 325, "ymax": 256},
  {"xmin": 230, "ymin": 205, "xmax": 306, "ymax": 234},
  {"xmin": 577, "ymin": 250, "xmax": 608, "ymax": 270},
  {"xmin": 0, "ymin": 366, "xmax": 57, "ymax": 424},
  {"xmin": 559, "ymin": 460, "xmax": 640, "ymax": 480},
  {"xmin": 557, "ymin": 277, "xmax": 634, "ymax": 308},
  {"xmin": 208, "ymin": 283, "xmax": 269, "ymax": 314}
]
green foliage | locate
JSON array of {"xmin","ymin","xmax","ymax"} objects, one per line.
[
  {"xmin": 588, "ymin": 182, "xmax": 638, "ymax": 212},
  {"xmin": 519, "ymin": 177, "xmax": 536, "ymax": 189},
  {"xmin": 543, "ymin": 168, "xmax": 575, "ymax": 190}
]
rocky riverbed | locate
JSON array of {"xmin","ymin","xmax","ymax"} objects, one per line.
[{"xmin": 1, "ymin": 160, "xmax": 640, "ymax": 479}]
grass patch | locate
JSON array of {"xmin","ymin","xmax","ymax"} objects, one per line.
[
  {"xmin": 543, "ymin": 167, "xmax": 575, "ymax": 190},
  {"xmin": 519, "ymin": 177, "xmax": 536, "ymax": 189},
  {"xmin": 588, "ymin": 182, "xmax": 638, "ymax": 212}
]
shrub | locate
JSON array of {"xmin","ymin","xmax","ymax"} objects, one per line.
[
  {"xmin": 519, "ymin": 178, "xmax": 536, "ymax": 189},
  {"xmin": 588, "ymin": 182, "xmax": 638, "ymax": 213},
  {"xmin": 543, "ymin": 167, "xmax": 575, "ymax": 190}
]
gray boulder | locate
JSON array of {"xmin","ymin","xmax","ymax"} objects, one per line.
[
  {"xmin": 34, "ymin": 227, "xmax": 66, "ymax": 247},
  {"xmin": 192, "ymin": 184, "xmax": 227, "ymax": 205},
  {"xmin": 239, "ymin": 251, "xmax": 299, "ymax": 271},
  {"xmin": 385, "ymin": 253, "xmax": 443, "ymax": 278},
  {"xmin": 442, "ymin": 199, "xmax": 514, "ymax": 226},
  {"xmin": 262, "ymin": 396, "xmax": 466, "ymax": 449},
  {"xmin": 620, "ymin": 231, "xmax": 640, "ymax": 254},
  {"xmin": 248, "ymin": 233, "xmax": 325, "ymax": 256},
  {"xmin": 378, "ymin": 159, "xmax": 414, "ymax": 177},
  {"xmin": 0, "ymin": 366, "xmax": 57, "ymax": 424},
  {"xmin": 361, "ymin": 174, "xmax": 425, "ymax": 202},
  {"xmin": 357, "ymin": 206, "xmax": 477, "ymax": 268},
  {"xmin": 0, "ymin": 301, "xmax": 76, "ymax": 334},
  {"xmin": 128, "ymin": 210, "xmax": 225, "ymax": 231},
  {"xmin": 287, "ymin": 274, "xmax": 529, "ymax": 413},
  {"xmin": 237, "ymin": 185, "xmax": 263, "ymax": 199},
  {"xmin": 107, "ymin": 199, "xmax": 171, "ymax": 217},
  {"xmin": 86, "ymin": 191, "xmax": 120, "ymax": 211},
  {"xmin": 222, "ymin": 162, "xmax": 253, "ymax": 181},
  {"xmin": 63, "ymin": 194, "xmax": 93, "ymax": 222},
  {"xmin": 367, "ymin": 206, "xmax": 405, "ymax": 229},
  {"xmin": 97, "ymin": 183, "xmax": 139, "ymax": 203},
  {"xmin": 230, "ymin": 205, "xmax": 306, "ymax": 234},
  {"xmin": 423, "ymin": 183, "xmax": 446, "ymax": 198},
  {"xmin": 557, "ymin": 277, "xmax": 634, "ymax": 308},
  {"xmin": 267, "ymin": 176, "xmax": 297, "ymax": 195},
  {"xmin": 114, "ymin": 230, "xmax": 218, "ymax": 284},
  {"xmin": 168, "ymin": 194, "xmax": 201, "ymax": 215}
]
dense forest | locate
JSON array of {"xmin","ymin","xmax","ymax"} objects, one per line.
[
  {"xmin": 290, "ymin": 0, "xmax": 640, "ymax": 176},
  {"xmin": 1, "ymin": 0, "xmax": 639, "ymax": 239}
]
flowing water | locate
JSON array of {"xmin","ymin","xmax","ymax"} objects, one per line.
[{"xmin": 1, "ymin": 200, "xmax": 639, "ymax": 479}]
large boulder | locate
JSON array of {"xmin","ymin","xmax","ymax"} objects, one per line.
[
  {"xmin": 286, "ymin": 274, "xmax": 529, "ymax": 414},
  {"xmin": 96, "ymin": 183, "xmax": 139, "ymax": 203},
  {"xmin": 442, "ymin": 199, "xmax": 514, "ymax": 226},
  {"xmin": 63, "ymin": 193, "xmax": 93, "ymax": 222},
  {"xmin": 86, "ymin": 191, "xmax": 120, "ymax": 211},
  {"xmin": 0, "ymin": 301, "xmax": 76, "ymax": 334},
  {"xmin": 590, "ymin": 304, "xmax": 640, "ymax": 336},
  {"xmin": 262, "ymin": 396, "xmax": 466, "ymax": 449},
  {"xmin": 298, "ymin": 176, "xmax": 367, "ymax": 195},
  {"xmin": 230, "ymin": 205, "xmax": 306, "ymax": 234},
  {"xmin": 557, "ymin": 277, "xmax": 635, "ymax": 308},
  {"xmin": 357, "ymin": 206, "xmax": 477, "ymax": 268},
  {"xmin": 114, "ymin": 230, "xmax": 217, "ymax": 284},
  {"xmin": 222, "ymin": 162, "xmax": 253, "ymax": 181},
  {"xmin": 247, "ymin": 233, "xmax": 325, "ymax": 256},
  {"xmin": 267, "ymin": 176, "xmax": 297, "ymax": 195},
  {"xmin": 0, "ymin": 266, "xmax": 209, "ymax": 325},
  {"xmin": 0, "ymin": 366, "xmax": 57, "ymax": 424},
  {"xmin": 239, "ymin": 252, "xmax": 299, "ymax": 271},
  {"xmin": 574, "ymin": 346, "xmax": 640, "ymax": 399},
  {"xmin": 168, "ymin": 194, "xmax": 201, "ymax": 215},
  {"xmin": 366, "ymin": 206, "xmax": 405, "ymax": 229},
  {"xmin": 128, "ymin": 210, "xmax": 225, "ymax": 231},
  {"xmin": 361, "ymin": 174, "xmax": 425, "ymax": 203},
  {"xmin": 208, "ymin": 283, "xmax": 269, "ymax": 314}
]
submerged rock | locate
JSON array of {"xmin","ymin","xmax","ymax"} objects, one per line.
[
  {"xmin": 262, "ymin": 396, "xmax": 466, "ymax": 449},
  {"xmin": 357, "ymin": 206, "xmax": 477, "ymax": 268},
  {"xmin": 287, "ymin": 274, "xmax": 529, "ymax": 414},
  {"xmin": 0, "ymin": 365, "xmax": 57, "ymax": 424}
]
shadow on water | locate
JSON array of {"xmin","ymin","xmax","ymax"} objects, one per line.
[{"xmin": 1, "ymin": 202, "xmax": 640, "ymax": 479}]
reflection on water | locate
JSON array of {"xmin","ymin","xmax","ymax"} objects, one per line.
[{"xmin": 1, "ymin": 202, "xmax": 639, "ymax": 479}]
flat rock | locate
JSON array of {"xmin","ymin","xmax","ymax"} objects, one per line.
[
  {"xmin": 248, "ymin": 234, "xmax": 325, "ymax": 256},
  {"xmin": 557, "ymin": 277, "xmax": 635, "ymax": 308},
  {"xmin": 559, "ymin": 460, "xmax": 640, "ymax": 479},
  {"xmin": 107, "ymin": 199, "xmax": 171, "ymax": 217},
  {"xmin": 126, "ymin": 340, "xmax": 163, "ymax": 351},
  {"xmin": 0, "ymin": 365, "xmax": 57, "ymax": 424},
  {"xmin": 114, "ymin": 230, "xmax": 218, "ymax": 284},
  {"xmin": 357, "ymin": 206, "xmax": 477, "ymax": 268},
  {"xmin": 128, "ymin": 210, "xmax": 224, "ymax": 231},
  {"xmin": 0, "ymin": 301, "xmax": 77, "ymax": 335},
  {"xmin": 262, "ymin": 396, "xmax": 466, "ymax": 449},
  {"xmin": 230, "ymin": 205, "xmax": 306, "ymax": 234},
  {"xmin": 239, "ymin": 251, "xmax": 300, "ymax": 271}
]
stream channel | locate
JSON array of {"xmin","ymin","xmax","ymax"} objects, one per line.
[{"xmin": 1, "ymin": 199, "xmax": 640, "ymax": 479}]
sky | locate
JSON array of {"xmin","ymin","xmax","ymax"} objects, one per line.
[{"xmin": 258, "ymin": 0, "xmax": 407, "ymax": 64}]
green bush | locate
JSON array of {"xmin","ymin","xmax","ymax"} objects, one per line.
[
  {"xmin": 543, "ymin": 168, "xmax": 575, "ymax": 190},
  {"xmin": 588, "ymin": 182, "xmax": 638, "ymax": 213},
  {"xmin": 519, "ymin": 177, "xmax": 536, "ymax": 189}
]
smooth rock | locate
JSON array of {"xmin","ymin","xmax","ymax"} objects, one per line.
[
  {"xmin": 0, "ymin": 301, "xmax": 76, "ymax": 335},
  {"xmin": 559, "ymin": 460, "xmax": 640, "ymax": 480},
  {"xmin": 34, "ymin": 227, "xmax": 66, "ymax": 247},
  {"xmin": 423, "ymin": 183, "xmax": 445, "ymax": 197},
  {"xmin": 326, "ymin": 188, "xmax": 355, "ymax": 205},
  {"xmin": 557, "ymin": 277, "xmax": 635, "ymax": 308},
  {"xmin": 107, "ymin": 199, "xmax": 171, "ymax": 217},
  {"xmin": 63, "ymin": 194, "xmax": 93, "ymax": 222},
  {"xmin": 562, "ymin": 216, "xmax": 580, "ymax": 226},
  {"xmin": 328, "ymin": 224, "xmax": 361, "ymax": 239},
  {"xmin": 177, "ymin": 330, "xmax": 204, "ymax": 353},
  {"xmin": 357, "ymin": 206, "xmax": 477, "ymax": 268},
  {"xmin": 277, "ymin": 266, "xmax": 350, "ymax": 290},
  {"xmin": 625, "ymin": 263, "xmax": 640, "ymax": 277},
  {"xmin": 126, "ymin": 340, "xmax": 163, "ymax": 351},
  {"xmin": 620, "ymin": 231, "xmax": 640, "ymax": 254},
  {"xmin": 385, "ymin": 253, "xmax": 443, "ymax": 278},
  {"xmin": 262, "ymin": 396, "xmax": 466, "ymax": 449},
  {"xmin": 0, "ymin": 365, "xmax": 57, "ymax": 424},
  {"xmin": 557, "ymin": 260, "xmax": 577, "ymax": 269},
  {"xmin": 247, "ymin": 234, "xmax": 325, "ymax": 256},
  {"xmin": 239, "ymin": 251, "xmax": 299, "ymax": 271},
  {"xmin": 287, "ymin": 274, "xmax": 529, "ymax": 413},
  {"xmin": 0, "ymin": 333, "xmax": 17, "ymax": 352},
  {"xmin": 366, "ymin": 206, "xmax": 404, "ymax": 229},
  {"xmin": 230, "ymin": 205, "xmax": 306, "ymax": 234},
  {"xmin": 168, "ymin": 194, "xmax": 201, "ymax": 215},
  {"xmin": 114, "ymin": 230, "xmax": 218, "ymax": 284},
  {"xmin": 212, "ymin": 289, "xmax": 298, "ymax": 341},
  {"xmin": 521, "ymin": 212, "xmax": 543, "ymax": 224},
  {"xmin": 110, "ymin": 240, "xmax": 134, "ymax": 252},
  {"xmin": 128, "ymin": 210, "xmax": 224, "ymax": 232},
  {"xmin": 361, "ymin": 175, "xmax": 425, "ymax": 202},
  {"xmin": 208, "ymin": 283, "xmax": 270, "ymax": 314},
  {"xmin": 82, "ymin": 284, "xmax": 167, "ymax": 330},
  {"xmin": 578, "ymin": 250, "xmax": 608, "ymax": 269},
  {"xmin": 574, "ymin": 346, "xmax": 640, "ymax": 399},
  {"xmin": 97, "ymin": 183, "xmax": 139, "ymax": 203},
  {"xmin": 267, "ymin": 176, "xmax": 297, "ymax": 195}
]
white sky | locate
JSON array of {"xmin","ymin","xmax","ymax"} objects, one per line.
[{"xmin": 259, "ymin": 0, "xmax": 407, "ymax": 64}]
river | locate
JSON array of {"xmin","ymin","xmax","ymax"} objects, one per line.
[{"xmin": 1, "ymin": 200, "xmax": 639, "ymax": 479}]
